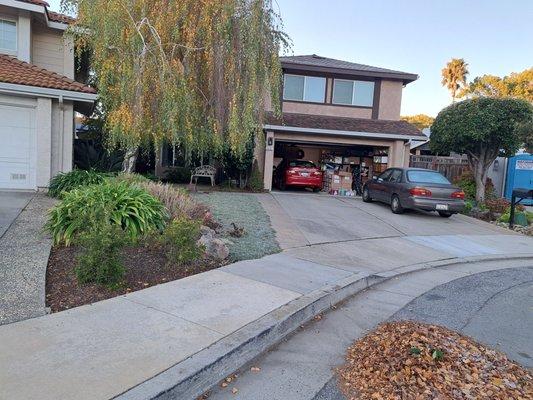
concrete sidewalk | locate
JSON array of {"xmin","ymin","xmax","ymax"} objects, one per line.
[{"xmin": 1, "ymin": 236, "xmax": 533, "ymax": 400}]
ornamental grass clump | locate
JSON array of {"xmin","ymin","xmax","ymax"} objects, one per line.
[
  {"xmin": 46, "ymin": 180, "xmax": 167, "ymax": 245},
  {"xmin": 48, "ymin": 169, "xmax": 107, "ymax": 198}
]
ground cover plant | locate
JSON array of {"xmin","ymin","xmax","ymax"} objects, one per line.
[
  {"xmin": 338, "ymin": 321, "xmax": 532, "ymax": 400},
  {"xmin": 195, "ymin": 192, "xmax": 280, "ymax": 262}
]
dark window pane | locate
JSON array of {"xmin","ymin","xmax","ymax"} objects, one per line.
[
  {"xmin": 283, "ymin": 75, "xmax": 304, "ymax": 101},
  {"xmin": 332, "ymin": 80, "xmax": 353, "ymax": 105}
]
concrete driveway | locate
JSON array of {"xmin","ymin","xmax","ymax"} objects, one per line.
[
  {"xmin": 259, "ymin": 192, "xmax": 531, "ymax": 275},
  {"xmin": 0, "ymin": 191, "xmax": 34, "ymax": 239}
]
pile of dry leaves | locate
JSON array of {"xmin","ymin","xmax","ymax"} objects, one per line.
[{"xmin": 338, "ymin": 321, "xmax": 532, "ymax": 400}]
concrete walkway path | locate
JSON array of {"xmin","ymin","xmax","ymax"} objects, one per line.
[
  {"xmin": 208, "ymin": 262, "xmax": 533, "ymax": 400},
  {"xmin": 1, "ymin": 193, "xmax": 533, "ymax": 400},
  {"xmin": 0, "ymin": 193, "xmax": 55, "ymax": 325}
]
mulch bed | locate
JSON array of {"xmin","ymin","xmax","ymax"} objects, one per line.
[
  {"xmin": 338, "ymin": 321, "xmax": 532, "ymax": 400},
  {"xmin": 46, "ymin": 245, "xmax": 222, "ymax": 312}
]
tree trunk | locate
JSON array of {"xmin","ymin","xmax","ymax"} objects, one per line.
[
  {"xmin": 122, "ymin": 146, "xmax": 139, "ymax": 173},
  {"xmin": 474, "ymin": 165, "xmax": 486, "ymax": 203}
]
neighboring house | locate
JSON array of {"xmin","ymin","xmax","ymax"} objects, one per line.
[
  {"xmin": 410, "ymin": 128, "xmax": 431, "ymax": 155},
  {"xmin": 0, "ymin": 0, "xmax": 96, "ymax": 190},
  {"xmin": 257, "ymin": 54, "xmax": 425, "ymax": 190}
]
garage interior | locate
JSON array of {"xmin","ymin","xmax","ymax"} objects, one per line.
[{"xmin": 272, "ymin": 140, "xmax": 390, "ymax": 195}]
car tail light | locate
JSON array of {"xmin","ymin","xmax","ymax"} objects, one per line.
[
  {"xmin": 409, "ymin": 187, "xmax": 432, "ymax": 197},
  {"xmin": 451, "ymin": 190, "xmax": 465, "ymax": 199}
]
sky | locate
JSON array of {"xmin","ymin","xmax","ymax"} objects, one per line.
[{"xmin": 47, "ymin": 0, "xmax": 533, "ymax": 117}]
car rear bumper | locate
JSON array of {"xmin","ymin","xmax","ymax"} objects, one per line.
[
  {"xmin": 405, "ymin": 197, "xmax": 465, "ymax": 213},
  {"xmin": 285, "ymin": 176, "xmax": 323, "ymax": 187}
]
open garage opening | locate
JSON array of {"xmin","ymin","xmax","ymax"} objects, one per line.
[{"xmin": 270, "ymin": 140, "xmax": 391, "ymax": 195}]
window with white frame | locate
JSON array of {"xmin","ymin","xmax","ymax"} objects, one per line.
[
  {"xmin": 0, "ymin": 19, "xmax": 17, "ymax": 52},
  {"xmin": 283, "ymin": 74, "xmax": 326, "ymax": 103},
  {"xmin": 332, "ymin": 79, "xmax": 375, "ymax": 107}
]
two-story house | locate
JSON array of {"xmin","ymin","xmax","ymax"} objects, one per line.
[
  {"xmin": 258, "ymin": 54, "xmax": 424, "ymax": 190},
  {"xmin": 0, "ymin": 0, "xmax": 96, "ymax": 190}
]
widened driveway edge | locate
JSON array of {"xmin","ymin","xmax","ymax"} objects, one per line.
[{"xmin": 115, "ymin": 253, "xmax": 533, "ymax": 400}]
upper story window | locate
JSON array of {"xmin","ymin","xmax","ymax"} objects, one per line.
[
  {"xmin": 283, "ymin": 74, "xmax": 326, "ymax": 103},
  {"xmin": 332, "ymin": 79, "xmax": 375, "ymax": 107},
  {"xmin": 0, "ymin": 19, "xmax": 17, "ymax": 52}
]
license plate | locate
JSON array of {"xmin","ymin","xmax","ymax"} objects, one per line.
[
  {"xmin": 436, "ymin": 204, "xmax": 448, "ymax": 211},
  {"xmin": 300, "ymin": 172, "xmax": 309, "ymax": 177}
]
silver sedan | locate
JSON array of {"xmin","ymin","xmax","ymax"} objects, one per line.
[{"xmin": 362, "ymin": 168, "xmax": 466, "ymax": 217}]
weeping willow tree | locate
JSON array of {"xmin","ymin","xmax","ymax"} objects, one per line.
[{"xmin": 61, "ymin": 0, "xmax": 289, "ymax": 171}]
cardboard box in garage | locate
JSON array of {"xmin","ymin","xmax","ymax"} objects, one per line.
[{"xmin": 338, "ymin": 171, "xmax": 353, "ymax": 190}]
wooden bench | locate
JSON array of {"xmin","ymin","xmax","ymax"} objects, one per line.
[{"xmin": 190, "ymin": 165, "xmax": 216, "ymax": 186}]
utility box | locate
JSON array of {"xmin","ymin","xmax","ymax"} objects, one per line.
[{"xmin": 505, "ymin": 154, "xmax": 533, "ymax": 205}]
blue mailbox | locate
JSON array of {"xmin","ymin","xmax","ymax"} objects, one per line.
[{"xmin": 505, "ymin": 154, "xmax": 533, "ymax": 205}]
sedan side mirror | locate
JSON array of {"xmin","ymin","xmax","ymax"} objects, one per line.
[{"xmin": 372, "ymin": 176, "xmax": 378, "ymax": 180}]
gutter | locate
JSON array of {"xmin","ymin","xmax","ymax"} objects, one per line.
[
  {"xmin": 263, "ymin": 124, "xmax": 425, "ymax": 141},
  {"xmin": 0, "ymin": 82, "xmax": 97, "ymax": 103}
]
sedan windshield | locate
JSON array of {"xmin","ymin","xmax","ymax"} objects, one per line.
[
  {"xmin": 407, "ymin": 170, "xmax": 450, "ymax": 184},
  {"xmin": 288, "ymin": 160, "xmax": 316, "ymax": 168}
]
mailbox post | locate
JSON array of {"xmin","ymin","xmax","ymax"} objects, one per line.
[{"xmin": 509, "ymin": 188, "xmax": 533, "ymax": 228}]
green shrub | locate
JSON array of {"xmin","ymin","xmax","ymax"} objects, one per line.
[
  {"xmin": 499, "ymin": 211, "xmax": 529, "ymax": 226},
  {"xmin": 247, "ymin": 160, "xmax": 263, "ymax": 191},
  {"xmin": 463, "ymin": 199, "xmax": 474, "ymax": 215},
  {"xmin": 453, "ymin": 171, "xmax": 494, "ymax": 200},
  {"xmin": 75, "ymin": 209, "xmax": 126, "ymax": 288},
  {"xmin": 164, "ymin": 167, "xmax": 192, "ymax": 183},
  {"xmin": 47, "ymin": 181, "xmax": 168, "ymax": 245},
  {"xmin": 48, "ymin": 169, "xmax": 107, "ymax": 198},
  {"xmin": 159, "ymin": 217, "xmax": 202, "ymax": 265}
]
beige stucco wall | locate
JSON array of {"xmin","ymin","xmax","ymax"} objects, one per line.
[
  {"xmin": 378, "ymin": 80, "xmax": 403, "ymax": 120},
  {"xmin": 32, "ymin": 23, "xmax": 70, "ymax": 76},
  {"xmin": 282, "ymin": 102, "xmax": 372, "ymax": 119}
]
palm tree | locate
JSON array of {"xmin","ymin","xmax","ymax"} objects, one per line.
[{"xmin": 441, "ymin": 58, "xmax": 469, "ymax": 103}]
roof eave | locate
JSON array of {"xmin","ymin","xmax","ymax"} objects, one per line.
[
  {"xmin": 263, "ymin": 124, "xmax": 425, "ymax": 141},
  {"xmin": 280, "ymin": 61, "xmax": 419, "ymax": 84},
  {"xmin": 0, "ymin": 0, "xmax": 69, "ymax": 30},
  {"xmin": 0, "ymin": 81, "xmax": 97, "ymax": 102}
]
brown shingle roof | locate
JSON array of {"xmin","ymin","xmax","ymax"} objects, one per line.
[
  {"xmin": 15, "ymin": 0, "xmax": 75, "ymax": 24},
  {"xmin": 0, "ymin": 55, "xmax": 96, "ymax": 94},
  {"xmin": 281, "ymin": 55, "xmax": 418, "ymax": 83},
  {"xmin": 265, "ymin": 112, "xmax": 424, "ymax": 138},
  {"xmin": 47, "ymin": 11, "xmax": 76, "ymax": 24}
]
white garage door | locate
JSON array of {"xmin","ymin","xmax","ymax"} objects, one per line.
[{"xmin": 0, "ymin": 104, "xmax": 36, "ymax": 190}]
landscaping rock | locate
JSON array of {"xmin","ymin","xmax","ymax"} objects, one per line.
[
  {"xmin": 198, "ymin": 235, "xmax": 229, "ymax": 260},
  {"xmin": 200, "ymin": 225, "xmax": 216, "ymax": 238}
]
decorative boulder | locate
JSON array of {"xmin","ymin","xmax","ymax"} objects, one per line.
[{"xmin": 197, "ymin": 234, "xmax": 229, "ymax": 261}]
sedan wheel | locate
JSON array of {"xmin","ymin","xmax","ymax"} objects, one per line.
[
  {"xmin": 438, "ymin": 211, "xmax": 453, "ymax": 218},
  {"xmin": 362, "ymin": 187, "xmax": 372, "ymax": 202},
  {"xmin": 391, "ymin": 195, "xmax": 404, "ymax": 214}
]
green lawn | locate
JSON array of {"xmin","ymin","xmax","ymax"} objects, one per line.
[{"xmin": 194, "ymin": 192, "xmax": 280, "ymax": 262}]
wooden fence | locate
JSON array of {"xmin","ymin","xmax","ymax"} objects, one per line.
[{"xmin": 410, "ymin": 155, "xmax": 470, "ymax": 182}]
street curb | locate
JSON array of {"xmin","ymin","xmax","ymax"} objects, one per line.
[{"xmin": 115, "ymin": 253, "xmax": 533, "ymax": 400}]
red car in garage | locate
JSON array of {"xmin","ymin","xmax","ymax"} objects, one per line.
[{"xmin": 275, "ymin": 159, "xmax": 323, "ymax": 191}]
